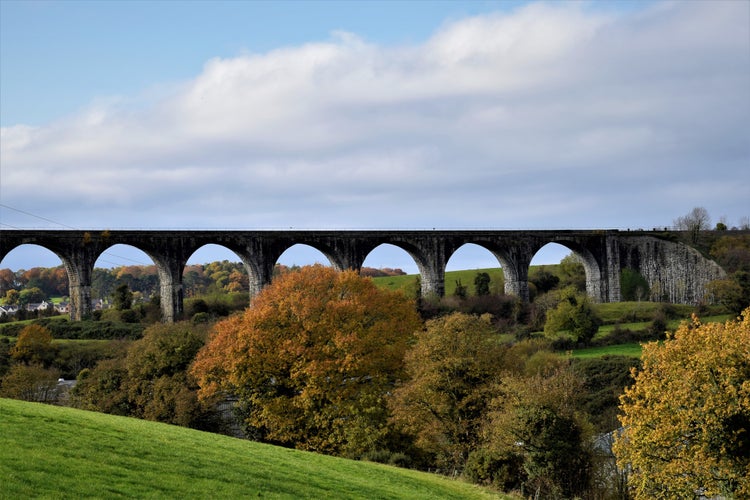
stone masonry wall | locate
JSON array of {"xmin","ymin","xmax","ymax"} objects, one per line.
[{"xmin": 619, "ymin": 236, "xmax": 726, "ymax": 304}]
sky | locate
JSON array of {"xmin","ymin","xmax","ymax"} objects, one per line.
[{"xmin": 1, "ymin": 0, "xmax": 749, "ymax": 273}]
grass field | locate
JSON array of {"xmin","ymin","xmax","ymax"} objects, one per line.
[
  {"xmin": 570, "ymin": 343, "xmax": 644, "ymax": 359},
  {"xmin": 373, "ymin": 268, "xmax": 506, "ymax": 296},
  {"xmin": 0, "ymin": 398, "xmax": 506, "ymax": 499}
]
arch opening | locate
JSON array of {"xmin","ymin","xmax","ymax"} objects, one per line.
[
  {"xmin": 361, "ymin": 243, "xmax": 421, "ymax": 298},
  {"xmin": 529, "ymin": 242, "xmax": 600, "ymax": 302},
  {"xmin": 0, "ymin": 244, "xmax": 66, "ymax": 319},
  {"xmin": 445, "ymin": 243, "xmax": 505, "ymax": 296},
  {"xmin": 93, "ymin": 244, "xmax": 158, "ymax": 309},
  {"xmin": 276, "ymin": 244, "xmax": 334, "ymax": 275},
  {"xmin": 184, "ymin": 244, "xmax": 247, "ymax": 297}
]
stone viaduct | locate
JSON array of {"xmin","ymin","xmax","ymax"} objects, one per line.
[{"xmin": 0, "ymin": 229, "xmax": 726, "ymax": 322}]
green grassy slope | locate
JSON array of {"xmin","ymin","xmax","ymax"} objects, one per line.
[
  {"xmin": 0, "ymin": 399, "xmax": 504, "ymax": 499},
  {"xmin": 373, "ymin": 268, "xmax": 505, "ymax": 296}
]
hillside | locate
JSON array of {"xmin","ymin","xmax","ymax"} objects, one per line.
[
  {"xmin": 372, "ymin": 268, "xmax": 506, "ymax": 296},
  {"xmin": 0, "ymin": 398, "xmax": 505, "ymax": 499}
]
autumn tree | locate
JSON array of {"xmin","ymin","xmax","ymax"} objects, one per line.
[
  {"xmin": 11, "ymin": 324, "xmax": 56, "ymax": 367},
  {"xmin": 614, "ymin": 308, "xmax": 750, "ymax": 499},
  {"xmin": 191, "ymin": 265, "xmax": 422, "ymax": 457},
  {"xmin": 389, "ymin": 312, "xmax": 507, "ymax": 472},
  {"xmin": 483, "ymin": 366, "xmax": 594, "ymax": 499},
  {"xmin": 0, "ymin": 363, "xmax": 61, "ymax": 402},
  {"xmin": 72, "ymin": 322, "xmax": 217, "ymax": 429}
]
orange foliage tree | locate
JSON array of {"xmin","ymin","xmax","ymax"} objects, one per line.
[
  {"xmin": 191, "ymin": 265, "xmax": 422, "ymax": 457},
  {"xmin": 614, "ymin": 308, "xmax": 750, "ymax": 499}
]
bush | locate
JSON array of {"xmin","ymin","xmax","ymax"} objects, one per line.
[
  {"xmin": 464, "ymin": 448, "xmax": 525, "ymax": 491},
  {"xmin": 192, "ymin": 312, "xmax": 211, "ymax": 324},
  {"xmin": 119, "ymin": 309, "xmax": 140, "ymax": 324}
]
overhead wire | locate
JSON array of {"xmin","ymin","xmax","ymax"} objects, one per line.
[{"xmin": 0, "ymin": 203, "xmax": 150, "ymax": 266}]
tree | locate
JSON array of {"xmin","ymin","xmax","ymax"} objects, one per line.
[
  {"xmin": 125, "ymin": 322, "xmax": 213, "ymax": 427},
  {"xmin": 706, "ymin": 278, "xmax": 746, "ymax": 314},
  {"xmin": 72, "ymin": 322, "xmax": 217, "ymax": 429},
  {"xmin": 543, "ymin": 287, "xmax": 600, "ymax": 344},
  {"xmin": 484, "ymin": 367, "xmax": 594, "ymax": 499},
  {"xmin": 112, "ymin": 283, "xmax": 133, "ymax": 311},
  {"xmin": 558, "ymin": 253, "xmax": 586, "ymax": 292},
  {"xmin": 454, "ymin": 279, "xmax": 467, "ymax": 299},
  {"xmin": 3, "ymin": 289, "xmax": 19, "ymax": 305},
  {"xmin": 389, "ymin": 312, "xmax": 507, "ymax": 472},
  {"xmin": 620, "ymin": 268, "xmax": 649, "ymax": 301},
  {"xmin": 673, "ymin": 206, "xmax": 711, "ymax": 243},
  {"xmin": 18, "ymin": 287, "xmax": 45, "ymax": 306},
  {"xmin": 474, "ymin": 272, "xmax": 491, "ymax": 296},
  {"xmin": 11, "ymin": 324, "xmax": 56, "ymax": 367},
  {"xmin": 529, "ymin": 268, "xmax": 559, "ymax": 294},
  {"xmin": 191, "ymin": 265, "xmax": 422, "ymax": 457},
  {"xmin": 0, "ymin": 363, "xmax": 61, "ymax": 402},
  {"xmin": 614, "ymin": 308, "xmax": 750, "ymax": 499}
]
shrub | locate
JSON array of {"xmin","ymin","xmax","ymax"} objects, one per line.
[{"xmin": 464, "ymin": 448, "xmax": 525, "ymax": 491}]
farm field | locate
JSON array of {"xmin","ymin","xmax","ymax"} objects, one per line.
[{"xmin": 0, "ymin": 398, "xmax": 506, "ymax": 499}]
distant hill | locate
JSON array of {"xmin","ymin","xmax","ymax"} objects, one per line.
[{"xmin": 0, "ymin": 398, "xmax": 505, "ymax": 499}]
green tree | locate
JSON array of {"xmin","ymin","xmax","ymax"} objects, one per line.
[
  {"xmin": 620, "ymin": 268, "xmax": 650, "ymax": 301},
  {"xmin": 529, "ymin": 268, "xmax": 559, "ymax": 294},
  {"xmin": 706, "ymin": 278, "xmax": 746, "ymax": 314},
  {"xmin": 71, "ymin": 359, "xmax": 131, "ymax": 416},
  {"xmin": 484, "ymin": 367, "xmax": 594, "ymax": 499},
  {"xmin": 72, "ymin": 322, "xmax": 216, "ymax": 429},
  {"xmin": 614, "ymin": 309, "xmax": 750, "ymax": 499},
  {"xmin": 3, "ymin": 289, "xmax": 19, "ymax": 305},
  {"xmin": 454, "ymin": 279, "xmax": 467, "ymax": 299},
  {"xmin": 558, "ymin": 254, "xmax": 586, "ymax": 292},
  {"xmin": 543, "ymin": 287, "xmax": 600, "ymax": 344},
  {"xmin": 112, "ymin": 283, "xmax": 133, "ymax": 311},
  {"xmin": 474, "ymin": 272, "xmax": 491, "ymax": 296},
  {"xmin": 192, "ymin": 266, "xmax": 422, "ymax": 457},
  {"xmin": 389, "ymin": 312, "xmax": 506, "ymax": 472},
  {"xmin": 18, "ymin": 287, "xmax": 45, "ymax": 306}
]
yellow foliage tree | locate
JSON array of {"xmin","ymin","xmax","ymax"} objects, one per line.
[
  {"xmin": 614, "ymin": 308, "xmax": 750, "ymax": 499},
  {"xmin": 388, "ymin": 312, "xmax": 507, "ymax": 472},
  {"xmin": 11, "ymin": 324, "xmax": 55, "ymax": 366},
  {"xmin": 191, "ymin": 265, "xmax": 422, "ymax": 457}
]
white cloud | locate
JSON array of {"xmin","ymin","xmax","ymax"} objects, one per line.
[{"xmin": 1, "ymin": 0, "xmax": 748, "ymax": 237}]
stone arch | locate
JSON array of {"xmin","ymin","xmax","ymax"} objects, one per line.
[
  {"xmin": 361, "ymin": 243, "xmax": 421, "ymax": 297},
  {"xmin": 0, "ymin": 243, "xmax": 64, "ymax": 270},
  {"xmin": 447, "ymin": 239, "xmax": 526, "ymax": 299},
  {"xmin": 183, "ymin": 244, "xmax": 248, "ymax": 297},
  {"xmin": 0, "ymin": 244, "xmax": 67, "ymax": 318},
  {"xmin": 0, "ymin": 240, "xmax": 97, "ymax": 320},
  {"xmin": 445, "ymin": 243, "xmax": 506, "ymax": 296},
  {"xmin": 275, "ymin": 243, "xmax": 337, "ymax": 269},
  {"xmin": 531, "ymin": 241, "xmax": 604, "ymax": 302},
  {"xmin": 92, "ymin": 244, "xmax": 158, "ymax": 314},
  {"xmin": 361, "ymin": 243, "xmax": 419, "ymax": 275},
  {"xmin": 364, "ymin": 239, "xmax": 441, "ymax": 297}
]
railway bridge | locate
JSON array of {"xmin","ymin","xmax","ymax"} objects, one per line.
[{"xmin": 0, "ymin": 229, "xmax": 726, "ymax": 322}]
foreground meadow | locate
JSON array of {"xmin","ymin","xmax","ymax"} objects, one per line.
[{"xmin": 0, "ymin": 398, "xmax": 506, "ymax": 499}]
